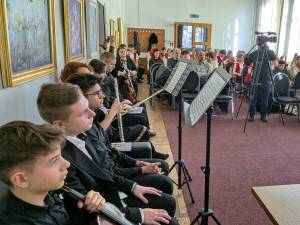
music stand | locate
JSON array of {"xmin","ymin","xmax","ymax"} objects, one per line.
[
  {"xmin": 164, "ymin": 59, "xmax": 201, "ymax": 203},
  {"xmin": 131, "ymin": 60, "xmax": 197, "ymax": 203},
  {"xmin": 185, "ymin": 67, "xmax": 232, "ymax": 225}
]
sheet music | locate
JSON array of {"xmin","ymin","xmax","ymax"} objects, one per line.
[
  {"xmin": 186, "ymin": 68, "xmax": 231, "ymax": 127},
  {"xmin": 164, "ymin": 61, "xmax": 188, "ymax": 95}
]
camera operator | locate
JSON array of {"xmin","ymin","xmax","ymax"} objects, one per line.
[{"xmin": 245, "ymin": 42, "xmax": 277, "ymax": 122}]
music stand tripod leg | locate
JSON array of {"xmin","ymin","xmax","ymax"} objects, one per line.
[
  {"xmin": 169, "ymin": 90, "xmax": 195, "ymax": 203},
  {"xmin": 191, "ymin": 107, "xmax": 221, "ymax": 225}
]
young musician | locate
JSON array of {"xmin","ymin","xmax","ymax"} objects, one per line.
[
  {"xmin": 65, "ymin": 73, "xmax": 168, "ymax": 159},
  {"xmin": 0, "ymin": 121, "xmax": 105, "ymax": 225},
  {"xmin": 37, "ymin": 83, "xmax": 178, "ymax": 225}
]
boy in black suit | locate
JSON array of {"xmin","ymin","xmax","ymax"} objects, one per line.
[
  {"xmin": 37, "ymin": 83, "xmax": 178, "ymax": 225},
  {"xmin": 0, "ymin": 121, "xmax": 105, "ymax": 225}
]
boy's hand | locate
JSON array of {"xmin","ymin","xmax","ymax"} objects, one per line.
[
  {"xmin": 122, "ymin": 103, "xmax": 133, "ymax": 113},
  {"xmin": 136, "ymin": 161, "xmax": 163, "ymax": 174},
  {"xmin": 110, "ymin": 101, "xmax": 122, "ymax": 114},
  {"xmin": 77, "ymin": 190, "xmax": 106, "ymax": 213},
  {"xmin": 143, "ymin": 208, "xmax": 171, "ymax": 225},
  {"xmin": 132, "ymin": 185, "xmax": 162, "ymax": 204}
]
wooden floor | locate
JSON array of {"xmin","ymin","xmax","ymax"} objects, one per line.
[{"xmin": 138, "ymin": 81, "xmax": 190, "ymax": 225}]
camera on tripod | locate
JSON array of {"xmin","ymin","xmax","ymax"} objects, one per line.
[{"xmin": 255, "ymin": 31, "xmax": 277, "ymax": 45}]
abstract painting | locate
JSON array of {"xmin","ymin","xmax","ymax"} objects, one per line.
[{"xmin": 0, "ymin": 0, "xmax": 57, "ymax": 87}]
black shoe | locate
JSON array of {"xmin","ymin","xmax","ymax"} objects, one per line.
[
  {"xmin": 248, "ymin": 115, "xmax": 254, "ymax": 122},
  {"xmin": 148, "ymin": 130, "xmax": 156, "ymax": 137},
  {"xmin": 261, "ymin": 115, "xmax": 268, "ymax": 122},
  {"xmin": 152, "ymin": 151, "xmax": 169, "ymax": 160}
]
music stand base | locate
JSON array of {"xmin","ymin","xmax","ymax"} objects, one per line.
[
  {"xmin": 170, "ymin": 160, "xmax": 195, "ymax": 203},
  {"xmin": 191, "ymin": 208, "xmax": 221, "ymax": 225}
]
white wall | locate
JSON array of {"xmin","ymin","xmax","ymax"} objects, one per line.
[
  {"xmin": 0, "ymin": 0, "xmax": 125, "ymax": 125},
  {"xmin": 125, "ymin": 0, "xmax": 257, "ymax": 53}
]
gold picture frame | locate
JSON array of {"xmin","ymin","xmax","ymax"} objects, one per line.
[
  {"xmin": 63, "ymin": 0, "xmax": 85, "ymax": 62},
  {"xmin": 0, "ymin": 0, "xmax": 57, "ymax": 87}
]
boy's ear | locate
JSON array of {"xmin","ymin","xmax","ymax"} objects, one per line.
[
  {"xmin": 53, "ymin": 120, "xmax": 65, "ymax": 129},
  {"xmin": 10, "ymin": 171, "xmax": 29, "ymax": 188}
]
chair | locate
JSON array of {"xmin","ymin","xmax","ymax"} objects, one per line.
[
  {"xmin": 149, "ymin": 63, "xmax": 175, "ymax": 110},
  {"xmin": 181, "ymin": 71, "xmax": 200, "ymax": 104},
  {"xmin": 214, "ymin": 81, "xmax": 235, "ymax": 119},
  {"xmin": 273, "ymin": 72, "xmax": 300, "ymax": 125}
]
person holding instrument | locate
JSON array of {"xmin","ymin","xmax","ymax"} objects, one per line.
[
  {"xmin": 114, "ymin": 46, "xmax": 139, "ymax": 101},
  {"xmin": 245, "ymin": 40, "xmax": 277, "ymax": 122},
  {"xmin": 37, "ymin": 83, "xmax": 178, "ymax": 225},
  {"xmin": 0, "ymin": 121, "xmax": 105, "ymax": 225}
]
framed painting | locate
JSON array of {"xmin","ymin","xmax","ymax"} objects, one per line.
[
  {"xmin": 98, "ymin": 1, "xmax": 106, "ymax": 47},
  {"xmin": 85, "ymin": 0, "xmax": 99, "ymax": 59},
  {"xmin": 63, "ymin": 0, "xmax": 84, "ymax": 62},
  {"xmin": 0, "ymin": 0, "xmax": 57, "ymax": 87}
]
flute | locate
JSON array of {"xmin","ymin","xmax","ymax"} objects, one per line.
[{"xmin": 114, "ymin": 77, "xmax": 125, "ymax": 142}]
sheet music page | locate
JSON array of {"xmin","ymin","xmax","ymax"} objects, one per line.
[
  {"xmin": 164, "ymin": 61, "xmax": 188, "ymax": 94},
  {"xmin": 187, "ymin": 68, "xmax": 231, "ymax": 127}
]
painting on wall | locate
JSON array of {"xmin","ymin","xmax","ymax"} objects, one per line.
[
  {"xmin": 86, "ymin": 0, "xmax": 99, "ymax": 58},
  {"xmin": 0, "ymin": 0, "xmax": 57, "ymax": 87},
  {"xmin": 63, "ymin": 0, "xmax": 84, "ymax": 62}
]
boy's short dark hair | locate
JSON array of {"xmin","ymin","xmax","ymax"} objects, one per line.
[
  {"xmin": 100, "ymin": 52, "xmax": 115, "ymax": 64},
  {"xmin": 37, "ymin": 83, "xmax": 82, "ymax": 123},
  {"xmin": 0, "ymin": 121, "xmax": 65, "ymax": 185},
  {"xmin": 89, "ymin": 59, "xmax": 106, "ymax": 74},
  {"xmin": 65, "ymin": 73, "xmax": 102, "ymax": 95}
]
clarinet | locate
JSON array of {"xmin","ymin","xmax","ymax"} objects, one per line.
[
  {"xmin": 113, "ymin": 77, "xmax": 125, "ymax": 142},
  {"xmin": 62, "ymin": 186, "xmax": 134, "ymax": 225}
]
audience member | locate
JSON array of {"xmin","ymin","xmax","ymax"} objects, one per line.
[{"xmin": 167, "ymin": 48, "xmax": 181, "ymax": 69}]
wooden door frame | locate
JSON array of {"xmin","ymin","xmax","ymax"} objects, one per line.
[{"xmin": 174, "ymin": 22, "xmax": 212, "ymax": 49}]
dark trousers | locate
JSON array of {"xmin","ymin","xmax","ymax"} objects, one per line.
[
  {"xmin": 249, "ymin": 82, "xmax": 272, "ymax": 115},
  {"xmin": 123, "ymin": 193, "xmax": 179, "ymax": 225}
]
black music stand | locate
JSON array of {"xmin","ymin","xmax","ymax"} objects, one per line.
[
  {"xmin": 169, "ymin": 89, "xmax": 195, "ymax": 203},
  {"xmin": 185, "ymin": 68, "xmax": 232, "ymax": 225},
  {"xmin": 163, "ymin": 60, "xmax": 199, "ymax": 203}
]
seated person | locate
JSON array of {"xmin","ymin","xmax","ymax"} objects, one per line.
[
  {"xmin": 0, "ymin": 121, "xmax": 105, "ymax": 225},
  {"xmin": 65, "ymin": 73, "xmax": 168, "ymax": 159},
  {"xmin": 89, "ymin": 59, "xmax": 107, "ymax": 81},
  {"xmin": 289, "ymin": 54, "xmax": 300, "ymax": 80},
  {"xmin": 61, "ymin": 58, "xmax": 157, "ymax": 140},
  {"xmin": 100, "ymin": 52, "xmax": 158, "ymax": 139},
  {"xmin": 149, "ymin": 48, "xmax": 164, "ymax": 70},
  {"xmin": 273, "ymin": 60, "xmax": 289, "ymax": 75},
  {"xmin": 37, "ymin": 83, "xmax": 178, "ymax": 225},
  {"xmin": 206, "ymin": 51, "xmax": 218, "ymax": 70},
  {"xmin": 196, "ymin": 51, "xmax": 212, "ymax": 86},
  {"xmin": 167, "ymin": 48, "xmax": 181, "ymax": 69},
  {"xmin": 114, "ymin": 46, "xmax": 139, "ymax": 97},
  {"xmin": 180, "ymin": 50, "xmax": 191, "ymax": 60},
  {"xmin": 230, "ymin": 53, "xmax": 245, "ymax": 84},
  {"xmin": 60, "ymin": 62, "xmax": 93, "ymax": 82},
  {"xmin": 99, "ymin": 36, "xmax": 115, "ymax": 55}
]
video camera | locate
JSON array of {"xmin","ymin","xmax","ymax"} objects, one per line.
[{"xmin": 255, "ymin": 31, "xmax": 277, "ymax": 45}]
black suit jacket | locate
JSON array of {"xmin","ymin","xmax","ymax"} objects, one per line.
[
  {"xmin": 62, "ymin": 139, "xmax": 142, "ymax": 223},
  {"xmin": 86, "ymin": 124, "xmax": 143, "ymax": 178}
]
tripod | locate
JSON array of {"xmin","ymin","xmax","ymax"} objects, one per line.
[
  {"xmin": 191, "ymin": 106, "xmax": 221, "ymax": 225},
  {"xmin": 169, "ymin": 90, "xmax": 195, "ymax": 203},
  {"xmin": 240, "ymin": 43, "xmax": 274, "ymax": 132}
]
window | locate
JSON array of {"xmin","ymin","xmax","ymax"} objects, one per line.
[
  {"xmin": 287, "ymin": 0, "xmax": 300, "ymax": 61},
  {"xmin": 174, "ymin": 22, "xmax": 212, "ymax": 50}
]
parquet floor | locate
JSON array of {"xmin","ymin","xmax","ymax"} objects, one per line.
[{"xmin": 138, "ymin": 81, "xmax": 190, "ymax": 225}]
